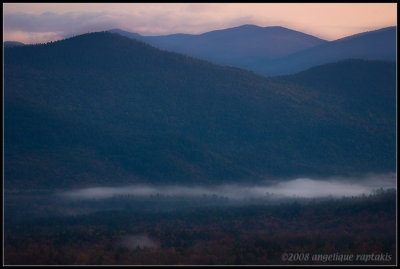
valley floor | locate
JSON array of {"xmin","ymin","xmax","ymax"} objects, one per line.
[{"xmin": 3, "ymin": 189, "xmax": 396, "ymax": 265}]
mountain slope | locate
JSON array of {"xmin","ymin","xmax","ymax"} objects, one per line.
[
  {"xmin": 275, "ymin": 59, "xmax": 396, "ymax": 162},
  {"xmin": 110, "ymin": 25, "xmax": 326, "ymax": 72},
  {"xmin": 4, "ymin": 32, "xmax": 396, "ymax": 189},
  {"xmin": 262, "ymin": 26, "xmax": 396, "ymax": 75}
]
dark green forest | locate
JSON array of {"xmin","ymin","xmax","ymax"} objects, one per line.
[
  {"xmin": 4, "ymin": 32, "xmax": 396, "ymax": 188},
  {"xmin": 4, "ymin": 190, "xmax": 396, "ymax": 265},
  {"xmin": 3, "ymin": 31, "xmax": 397, "ymax": 266}
]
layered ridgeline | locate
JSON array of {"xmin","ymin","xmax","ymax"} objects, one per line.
[
  {"xmin": 262, "ymin": 26, "xmax": 397, "ymax": 76},
  {"xmin": 109, "ymin": 25, "xmax": 327, "ymax": 75},
  {"xmin": 110, "ymin": 25, "xmax": 396, "ymax": 76},
  {"xmin": 4, "ymin": 32, "xmax": 396, "ymax": 189}
]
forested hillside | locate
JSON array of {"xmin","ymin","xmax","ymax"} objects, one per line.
[{"xmin": 4, "ymin": 32, "xmax": 396, "ymax": 188}]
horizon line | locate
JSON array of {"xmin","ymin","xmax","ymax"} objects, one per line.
[{"xmin": 3, "ymin": 24, "xmax": 397, "ymax": 45}]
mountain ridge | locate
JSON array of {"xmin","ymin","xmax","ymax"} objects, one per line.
[
  {"xmin": 262, "ymin": 26, "xmax": 396, "ymax": 75},
  {"xmin": 109, "ymin": 25, "xmax": 396, "ymax": 76},
  {"xmin": 4, "ymin": 32, "xmax": 396, "ymax": 189},
  {"xmin": 109, "ymin": 24, "xmax": 327, "ymax": 69}
]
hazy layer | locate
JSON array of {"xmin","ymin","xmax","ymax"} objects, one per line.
[{"xmin": 61, "ymin": 173, "xmax": 396, "ymax": 200}]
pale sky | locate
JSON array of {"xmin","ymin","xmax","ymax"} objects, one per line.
[{"xmin": 3, "ymin": 3, "xmax": 397, "ymax": 44}]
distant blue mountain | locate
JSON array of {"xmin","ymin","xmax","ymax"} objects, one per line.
[
  {"xmin": 109, "ymin": 24, "xmax": 327, "ymax": 71},
  {"xmin": 110, "ymin": 25, "xmax": 396, "ymax": 76},
  {"xmin": 263, "ymin": 26, "xmax": 397, "ymax": 76},
  {"xmin": 4, "ymin": 41, "xmax": 25, "ymax": 47}
]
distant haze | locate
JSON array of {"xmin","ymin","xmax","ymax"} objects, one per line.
[{"xmin": 3, "ymin": 3, "xmax": 396, "ymax": 44}]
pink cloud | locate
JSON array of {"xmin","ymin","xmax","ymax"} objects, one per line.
[{"xmin": 3, "ymin": 3, "xmax": 397, "ymax": 44}]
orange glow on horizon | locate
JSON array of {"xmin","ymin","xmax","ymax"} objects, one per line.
[{"xmin": 3, "ymin": 3, "xmax": 397, "ymax": 44}]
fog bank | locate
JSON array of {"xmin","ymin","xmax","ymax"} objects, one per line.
[{"xmin": 61, "ymin": 173, "xmax": 396, "ymax": 201}]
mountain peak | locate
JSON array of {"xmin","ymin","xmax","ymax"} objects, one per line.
[
  {"xmin": 108, "ymin": 28, "xmax": 142, "ymax": 38},
  {"xmin": 201, "ymin": 24, "xmax": 298, "ymax": 36},
  {"xmin": 229, "ymin": 24, "xmax": 262, "ymax": 30},
  {"xmin": 110, "ymin": 24, "xmax": 327, "ymax": 67}
]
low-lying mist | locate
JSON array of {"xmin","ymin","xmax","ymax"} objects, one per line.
[
  {"xmin": 120, "ymin": 234, "xmax": 159, "ymax": 250},
  {"xmin": 61, "ymin": 173, "xmax": 396, "ymax": 201}
]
